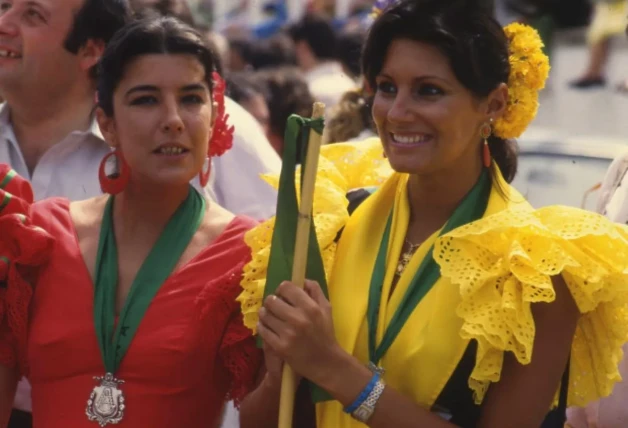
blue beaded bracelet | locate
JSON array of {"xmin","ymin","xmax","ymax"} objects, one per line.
[{"xmin": 344, "ymin": 372, "xmax": 380, "ymax": 414}]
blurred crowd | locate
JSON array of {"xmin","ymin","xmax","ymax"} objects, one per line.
[{"xmin": 127, "ymin": 0, "xmax": 628, "ymax": 162}]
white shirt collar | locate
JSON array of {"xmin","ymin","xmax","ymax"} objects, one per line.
[{"xmin": 0, "ymin": 102, "xmax": 104, "ymax": 144}]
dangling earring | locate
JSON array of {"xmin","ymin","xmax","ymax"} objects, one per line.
[
  {"xmin": 98, "ymin": 149, "xmax": 130, "ymax": 194},
  {"xmin": 198, "ymin": 71, "xmax": 234, "ymax": 188},
  {"xmin": 199, "ymin": 156, "xmax": 211, "ymax": 187},
  {"xmin": 480, "ymin": 120, "xmax": 493, "ymax": 168}
]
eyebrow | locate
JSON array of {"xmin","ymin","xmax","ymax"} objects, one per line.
[
  {"xmin": 26, "ymin": 0, "xmax": 48, "ymax": 12},
  {"xmin": 379, "ymin": 73, "xmax": 449, "ymax": 83},
  {"xmin": 125, "ymin": 83, "xmax": 208, "ymax": 97}
]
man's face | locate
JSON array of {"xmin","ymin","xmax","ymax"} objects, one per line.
[{"xmin": 0, "ymin": 0, "xmax": 85, "ymax": 93}]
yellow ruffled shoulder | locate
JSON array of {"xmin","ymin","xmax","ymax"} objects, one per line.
[
  {"xmin": 238, "ymin": 138, "xmax": 392, "ymax": 332},
  {"xmin": 434, "ymin": 205, "xmax": 628, "ymax": 407}
]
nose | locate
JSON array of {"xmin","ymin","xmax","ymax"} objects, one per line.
[
  {"xmin": 387, "ymin": 92, "xmax": 414, "ymax": 124},
  {"xmin": 0, "ymin": 9, "xmax": 19, "ymax": 38},
  {"xmin": 161, "ymin": 100, "xmax": 184, "ymax": 133}
]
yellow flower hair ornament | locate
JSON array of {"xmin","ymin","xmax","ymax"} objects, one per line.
[{"xmin": 493, "ymin": 23, "xmax": 550, "ymax": 140}]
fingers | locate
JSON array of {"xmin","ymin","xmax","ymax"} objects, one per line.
[
  {"xmin": 274, "ymin": 281, "xmax": 313, "ymax": 307},
  {"xmin": 258, "ymin": 307, "xmax": 285, "ymax": 336},
  {"xmin": 304, "ymin": 279, "xmax": 329, "ymax": 307},
  {"xmin": 277, "ymin": 281, "xmax": 329, "ymax": 326},
  {"xmin": 263, "ymin": 294, "xmax": 297, "ymax": 322},
  {"xmin": 275, "ymin": 280, "xmax": 329, "ymax": 314},
  {"xmin": 257, "ymin": 318, "xmax": 281, "ymax": 348}
]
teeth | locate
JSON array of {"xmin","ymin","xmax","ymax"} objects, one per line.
[
  {"xmin": 158, "ymin": 147, "xmax": 184, "ymax": 155},
  {"xmin": 392, "ymin": 134, "xmax": 429, "ymax": 144},
  {"xmin": 0, "ymin": 50, "xmax": 19, "ymax": 58}
]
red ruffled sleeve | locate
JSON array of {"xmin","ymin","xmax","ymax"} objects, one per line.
[
  {"xmin": 0, "ymin": 164, "xmax": 54, "ymax": 376},
  {"xmin": 196, "ymin": 245, "xmax": 263, "ymax": 408}
]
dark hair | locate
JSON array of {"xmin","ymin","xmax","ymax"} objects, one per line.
[
  {"xmin": 362, "ymin": 0, "xmax": 518, "ymax": 183},
  {"xmin": 228, "ymin": 37, "xmax": 256, "ymax": 70},
  {"xmin": 64, "ymin": 0, "xmax": 133, "ymax": 78},
  {"xmin": 326, "ymin": 88, "xmax": 374, "ymax": 143},
  {"xmin": 288, "ymin": 13, "xmax": 337, "ymax": 60},
  {"xmin": 97, "ymin": 17, "xmax": 217, "ymax": 117},
  {"xmin": 250, "ymin": 34, "xmax": 297, "ymax": 70},
  {"xmin": 257, "ymin": 67, "xmax": 314, "ymax": 145},
  {"xmin": 336, "ymin": 30, "xmax": 366, "ymax": 79},
  {"xmin": 227, "ymin": 72, "xmax": 269, "ymax": 104}
]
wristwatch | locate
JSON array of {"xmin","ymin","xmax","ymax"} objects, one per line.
[{"xmin": 352, "ymin": 378, "xmax": 386, "ymax": 423}]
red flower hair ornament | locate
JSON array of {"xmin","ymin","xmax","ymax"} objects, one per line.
[{"xmin": 199, "ymin": 72, "xmax": 235, "ymax": 187}]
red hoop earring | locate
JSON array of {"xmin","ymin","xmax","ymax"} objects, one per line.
[
  {"xmin": 199, "ymin": 156, "xmax": 211, "ymax": 188},
  {"xmin": 99, "ymin": 149, "xmax": 130, "ymax": 194}
]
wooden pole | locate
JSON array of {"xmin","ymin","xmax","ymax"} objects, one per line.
[{"xmin": 277, "ymin": 102, "xmax": 326, "ymax": 428}]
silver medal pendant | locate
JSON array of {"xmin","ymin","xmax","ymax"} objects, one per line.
[{"xmin": 86, "ymin": 373, "xmax": 126, "ymax": 426}]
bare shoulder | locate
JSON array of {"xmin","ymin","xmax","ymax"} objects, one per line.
[
  {"xmin": 69, "ymin": 196, "xmax": 108, "ymax": 242},
  {"xmin": 202, "ymin": 200, "xmax": 237, "ymax": 240}
]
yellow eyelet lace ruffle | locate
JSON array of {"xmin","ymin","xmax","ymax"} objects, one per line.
[
  {"xmin": 237, "ymin": 138, "xmax": 393, "ymax": 332},
  {"xmin": 434, "ymin": 206, "xmax": 628, "ymax": 407}
]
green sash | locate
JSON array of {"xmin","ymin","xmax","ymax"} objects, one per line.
[{"xmin": 93, "ymin": 188, "xmax": 205, "ymax": 373}]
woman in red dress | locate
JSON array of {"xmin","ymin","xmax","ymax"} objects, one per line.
[{"xmin": 0, "ymin": 17, "xmax": 278, "ymax": 428}]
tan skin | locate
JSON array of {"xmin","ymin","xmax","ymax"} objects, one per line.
[
  {"xmin": 247, "ymin": 39, "xmax": 580, "ymax": 427},
  {"xmin": 0, "ymin": 53, "xmax": 268, "ymax": 427}
]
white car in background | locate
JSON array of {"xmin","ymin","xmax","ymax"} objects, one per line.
[{"xmin": 513, "ymin": 138, "xmax": 627, "ymax": 211}]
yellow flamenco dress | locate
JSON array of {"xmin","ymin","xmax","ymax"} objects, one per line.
[{"xmin": 238, "ymin": 137, "xmax": 628, "ymax": 427}]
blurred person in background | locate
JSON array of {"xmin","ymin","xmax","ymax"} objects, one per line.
[
  {"xmin": 129, "ymin": 0, "xmax": 196, "ymax": 25},
  {"xmin": 335, "ymin": 29, "xmax": 366, "ymax": 81},
  {"xmin": 227, "ymin": 36, "xmax": 256, "ymax": 72},
  {"xmin": 288, "ymin": 13, "xmax": 356, "ymax": 109},
  {"xmin": 0, "ymin": 1, "xmax": 132, "ymax": 427},
  {"xmin": 204, "ymin": 30, "xmax": 230, "ymax": 73},
  {"xmin": 250, "ymin": 33, "xmax": 297, "ymax": 70},
  {"xmin": 569, "ymin": 0, "xmax": 628, "ymax": 90},
  {"xmin": 256, "ymin": 67, "xmax": 314, "ymax": 155},
  {"xmin": 226, "ymin": 33, "xmax": 295, "ymax": 73},
  {"xmin": 228, "ymin": 72, "xmax": 271, "ymax": 135},
  {"xmin": 325, "ymin": 87, "xmax": 376, "ymax": 143}
]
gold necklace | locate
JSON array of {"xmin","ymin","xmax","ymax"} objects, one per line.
[{"xmin": 395, "ymin": 239, "xmax": 422, "ymax": 277}]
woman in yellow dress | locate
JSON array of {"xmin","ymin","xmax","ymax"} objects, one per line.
[{"xmin": 238, "ymin": 0, "xmax": 628, "ymax": 427}]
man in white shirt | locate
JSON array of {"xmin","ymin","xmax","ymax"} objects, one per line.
[
  {"xmin": 288, "ymin": 14, "xmax": 356, "ymax": 110},
  {"xmin": 0, "ymin": 1, "xmax": 279, "ymax": 426},
  {"xmin": 0, "ymin": 1, "xmax": 132, "ymax": 426}
]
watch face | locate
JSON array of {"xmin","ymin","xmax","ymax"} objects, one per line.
[{"xmin": 354, "ymin": 406, "xmax": 372, "ymax": 421}]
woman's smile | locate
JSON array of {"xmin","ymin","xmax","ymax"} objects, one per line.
[{"xmin": 388, "ymin": 132, "xmax": 434, "ymax": 147}]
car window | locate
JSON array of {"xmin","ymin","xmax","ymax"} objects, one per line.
[{"xmin": 513, "ymin": 153, "xmax": 612, "ymax": 211}]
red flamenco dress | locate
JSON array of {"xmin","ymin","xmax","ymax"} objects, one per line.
[{"xmin": 0, "ymin": 165, "xmax": 262, "ymax": 427}]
